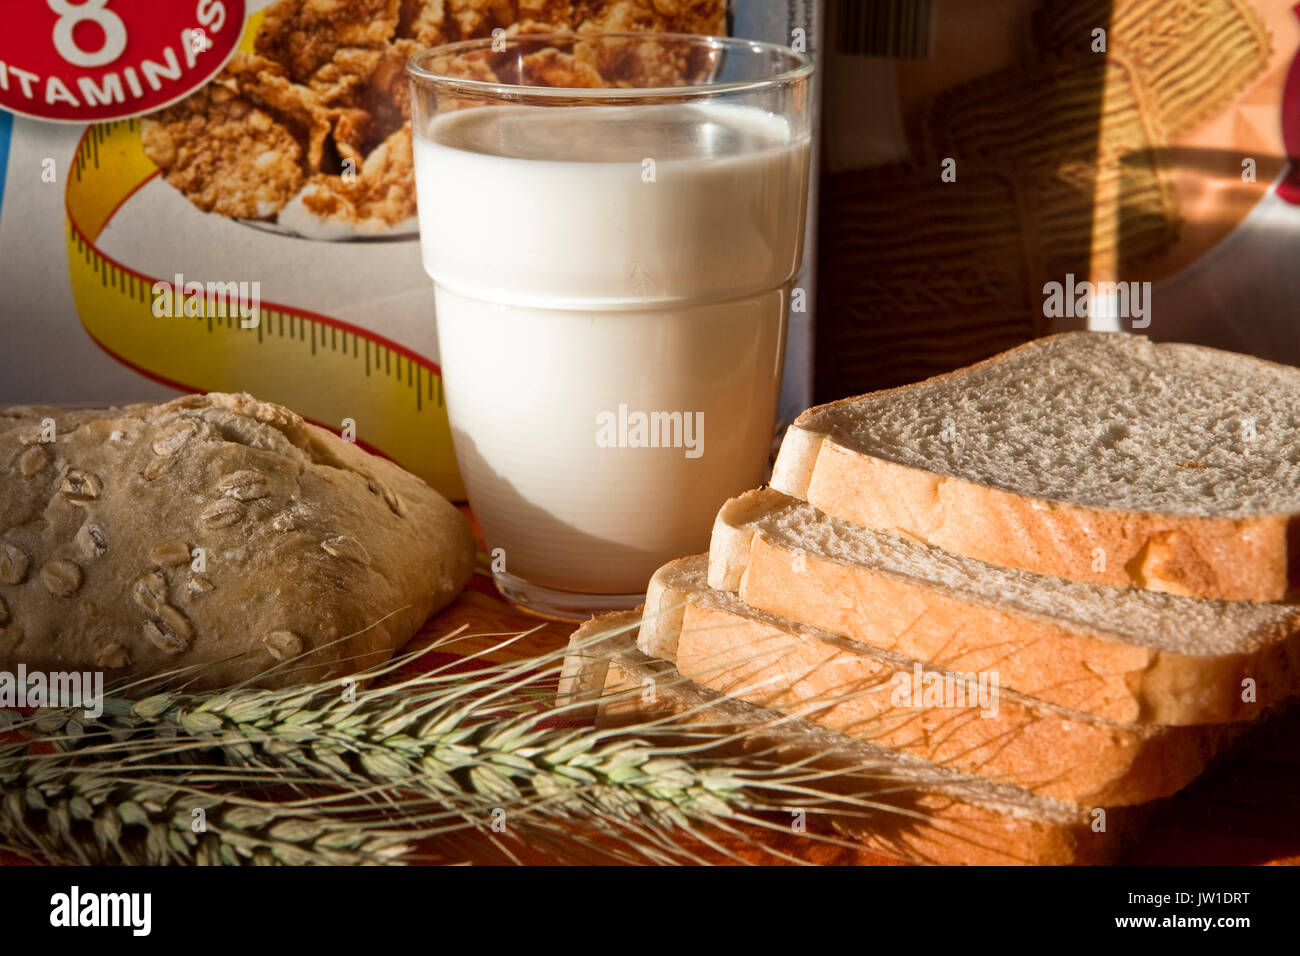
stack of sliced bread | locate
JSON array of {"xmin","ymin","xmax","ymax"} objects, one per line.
[{"xmin": 560, "ymin": 332, "xmax": 1300, "ymax": 864}]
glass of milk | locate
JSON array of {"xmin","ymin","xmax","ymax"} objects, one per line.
[{"xmin": 408, "ymin": 33, "xmax": 812, "ymax": 619}]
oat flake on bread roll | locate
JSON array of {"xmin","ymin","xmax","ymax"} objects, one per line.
[{"xmin": 0, "ymin": 392, "xmax": 475, "ymax": 688}]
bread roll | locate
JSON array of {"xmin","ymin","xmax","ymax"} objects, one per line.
[{"xmin": 0, "ymin": 392, "xmax": 475, "ymax": 688}]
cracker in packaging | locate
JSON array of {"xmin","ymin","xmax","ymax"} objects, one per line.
[
  {"xmin": 818, "ymin": 0, "xmax": 1299, "ymax": 399},
  {"xmin": 924, "ymin": 55, "xmax": 1181, "ymax": 277},
  {"xmin": 816, "ymin": 164, "xmax": 1042, "ymax": 395},
  {"xmin": 1030, "ymin": 0, "xmax": 1271, "ymax": 135}
]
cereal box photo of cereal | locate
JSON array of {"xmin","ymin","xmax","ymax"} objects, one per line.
[{"xmin": 142, "ymin": 1, "xmax": 730, "ymax": 236}]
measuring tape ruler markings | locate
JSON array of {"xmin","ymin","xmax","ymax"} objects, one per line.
[{"xmin": 64, "ymin": 118, "xmax": 464, "ymax": 499}]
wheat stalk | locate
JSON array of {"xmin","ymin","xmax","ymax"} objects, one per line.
[
  {"xmin": 6, "ymin": 659, "xmax": 746, "ymax": 834},
  {"xmin": 121, "ymin": 686, "xmax": 745, "ymax": 824},
  {"xmin": 0, "ymin": 712, "xmax": 772, "ymax": 866},
  {"xmin": 0, "ymin": 624, "xmax": 941, "ymax": 865},
  {"xmin": 0, "ymin": 760, "xmax": 423, "ymax": 866}
]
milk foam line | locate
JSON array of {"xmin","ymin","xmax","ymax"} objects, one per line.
[{"xmin": 63, "ymin": 118, "xmax": 465, "ymax": 499}]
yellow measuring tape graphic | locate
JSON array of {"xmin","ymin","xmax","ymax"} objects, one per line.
[{"xmin": 63, "ymin": 118, "xmax": 464, "ymax": 500}]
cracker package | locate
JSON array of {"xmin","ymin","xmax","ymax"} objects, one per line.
[
  {"xmin": 819, "ymin": 0, "xmax": 1298, "ymax": 399},
  {"xmin": 0, "ymin": 1, "xmax": 823, "ymax": 499}
]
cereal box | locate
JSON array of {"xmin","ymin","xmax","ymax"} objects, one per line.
[{"xmin": 0, "ymin": 0, "xmax": 823, "ymax": 499}]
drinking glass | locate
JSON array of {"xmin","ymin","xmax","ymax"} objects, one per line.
[{"xmin": 408, "ymin": 32, "xmax": 813, "ymax": 618}]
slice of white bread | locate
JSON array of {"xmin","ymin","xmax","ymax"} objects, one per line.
[
  {"xmin": 709, "ymin": 489, "xmax": 1300, "ymax": 725},
  {"xmin": 638, "ymin": 556, "xmax": 1240, "ymax": 807},
  {"xmin": 770, "ymin": 332, "xmax": 1300, "ymax": 601},
  {"xmin": 561, "ymin": 612, "xmax": 1146, "ymax": 865}
]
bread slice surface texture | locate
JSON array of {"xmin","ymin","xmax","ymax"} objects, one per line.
[{"xmin": 770, "ymin": 332, "xmax": 1300, "ymax": 600}]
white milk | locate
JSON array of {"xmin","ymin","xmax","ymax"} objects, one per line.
[{"xmin": 415, "ymin": 103, "xmax": 810, "ymax": 594}]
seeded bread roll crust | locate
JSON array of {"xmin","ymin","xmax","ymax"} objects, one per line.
[{"xmin": 0, "ymin": 392, "xmax": 475, "ymax": 688}]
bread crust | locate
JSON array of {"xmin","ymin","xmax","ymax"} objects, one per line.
[
  {"xmin": 771, "ymin": 333, "xmax": 1299, "ymax": 602},
  {"xmin": 0, "ymin": 392, "xmax": 475, "ymax": 688},
  {"xmin": 715, "ymin": 491, "xmax": 1300, "ymax": 725},
  {"xmin": 794, "ymin": 436, "xmax": 1292, "ymax": 602},
  {"xmin": 564, "ymin": 612, "xmax": 1140, "ymax": 864},
  {"xmin": 672, "ymin": 600, "xmax": 1231, "ymax": 806}
]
